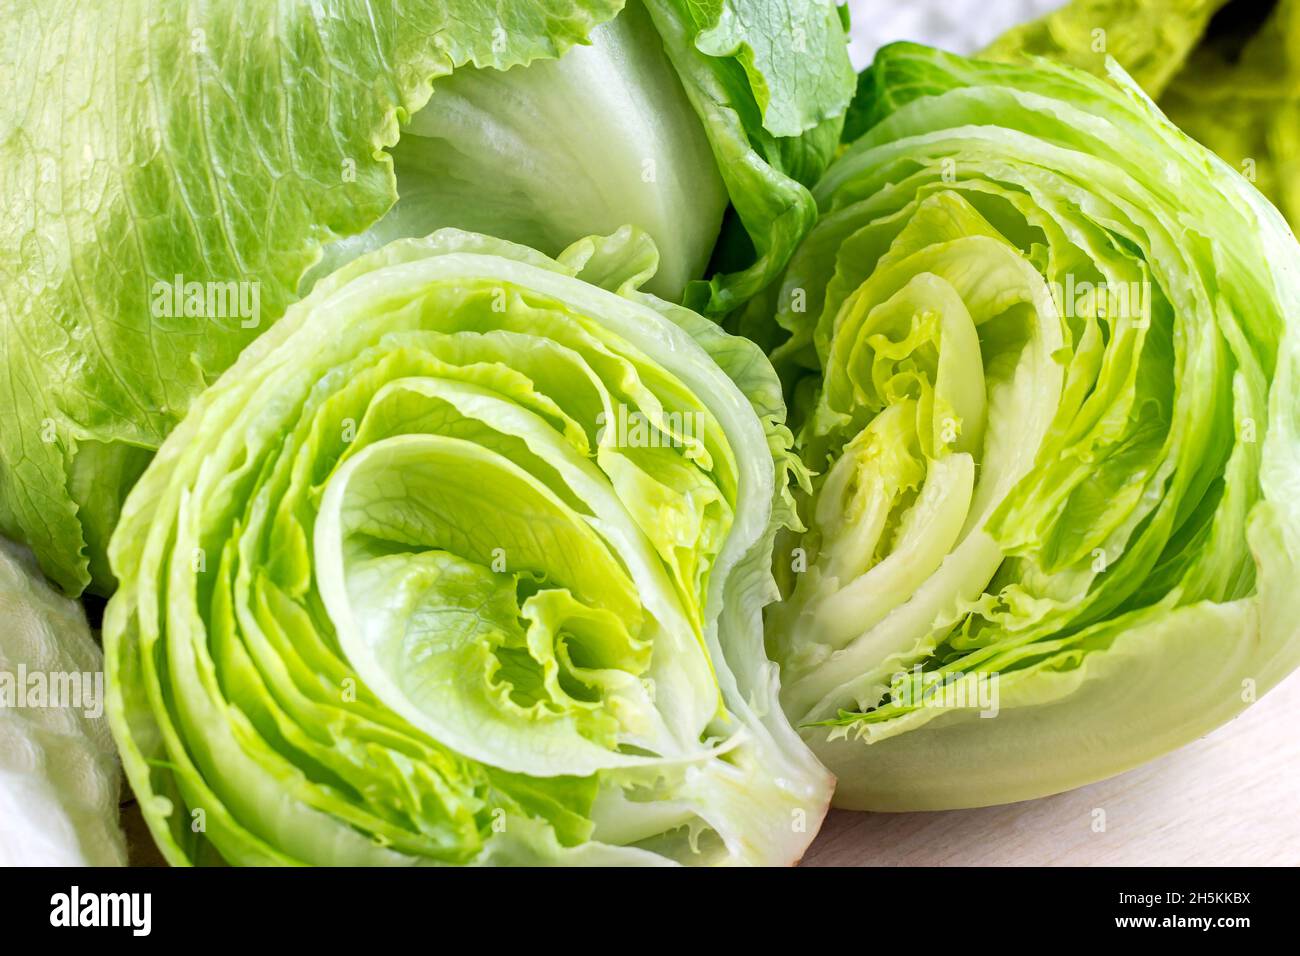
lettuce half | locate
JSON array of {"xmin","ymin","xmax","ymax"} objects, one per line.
[
  {"xmin": 104, "ymin": 227, "xmax": 832, "ymax": 865},
  {"xmin": 764, "ymin": 42, "xmax": 1300, "ymax": 810}
]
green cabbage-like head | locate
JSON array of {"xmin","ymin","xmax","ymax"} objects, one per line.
[
  {"xmin": 765, "ymin": 43, "xmax": 1300, "ymax": 810},
  {"xmin": 105, "ymin": 228, "xmax": 831, "ymax": 865}
]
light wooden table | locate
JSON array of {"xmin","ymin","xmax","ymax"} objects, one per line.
[{"xmin": 803, "ymin": 670, "xmax": 1300, "ymax": 866}]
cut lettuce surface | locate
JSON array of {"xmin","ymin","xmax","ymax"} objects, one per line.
[
  {"xmin": 0, "ymin": 0, "xmax": 853, "ymax": 596},
  {"xmin": 764, "ymin": 42, "xmax": 1300, "ymax": 810},
  {"xmin": 104, "ymin": 227, "xmax": 831, "ymax": 865}
]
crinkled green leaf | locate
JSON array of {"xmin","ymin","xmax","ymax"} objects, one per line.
[
  {"xmin": 982, "ymin": 0, "xmax": 1231, "ymax": 95},
  {"xmin": 654, "ymin": 0, "xmax": 856, "ymax": 318},
  {"xmin": 0, "ymin": 0, "xmax": 626, "ymax": 595},
  {"xmin": 1160, "ymin": 0, "xmax": 1300, "ymax": 229},
  {"xmin": 983, "ymin": 0, "xmax": 1300, "ymax": 230},
  {"xmin": 2, "ymin": 0, "xmax": 853, "ymax": 596}
]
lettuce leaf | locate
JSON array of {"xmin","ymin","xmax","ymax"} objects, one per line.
[
  {"xmin": 0, "ymin": 0, "xmax": 852, "ymax": 596},
  {"xmin": 0, "ymin": 539, "xmax": 126, "ymax": 865}
]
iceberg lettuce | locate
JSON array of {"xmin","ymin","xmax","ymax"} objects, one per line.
[
  {"xmin": 764, "ymin": 42, "xmax": 1300, "ymax": 809},
  {"xmin": 105, "ymin": 228, "xmax": 832, "ymax": 864}
]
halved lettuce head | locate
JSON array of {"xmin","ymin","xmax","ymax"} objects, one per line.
[
  {"xmin": 0, "ymin": 0, "xmax": 853, "ymax": 596},
  {"xmin": 104, "ymin": 227, "xmax": 831, "ymax": 865},
  {"xmin": 981, "ymin": 0, "xmax": 1233, "ymax": 95},
  {"xmin": 764, "ymin": 42, "xmax": 1300, "ymax": 810}
]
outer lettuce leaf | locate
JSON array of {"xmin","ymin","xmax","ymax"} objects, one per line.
[
  {"xmin": 984, "ymin": 0, "xmax": 1300, "ymax": 228},
  {"xmin": 104, "ymin": 227, "xmax": 831, "ymax": 865},
  {"xmin": 765, "ymin": 42, "xmax": 1300, "ymax": 809},
  {"xmin": 0, "ymin": 0, "xmax": 622, "ymax": 595},
  {"xmin": 301, "ymin": 1, "xmax": 729, "ymax": 303},
  {"xmin": 982, "ymin": 0, "xmax": 1231, "ymax": 95},
  {"xmin": 1160, "ymin": 0, "xmax": 1300, "ymax": 229},
  {"xmin": 0, "ymin": 0, "xmax": 853, "ymax": 596},
  {"xmin": 663, "ymin": 0, "xmax": 856, "ymax": 319},
  {"xmin": 0, "ymin": 538, "xmax": 126, "ymax": 865}
]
